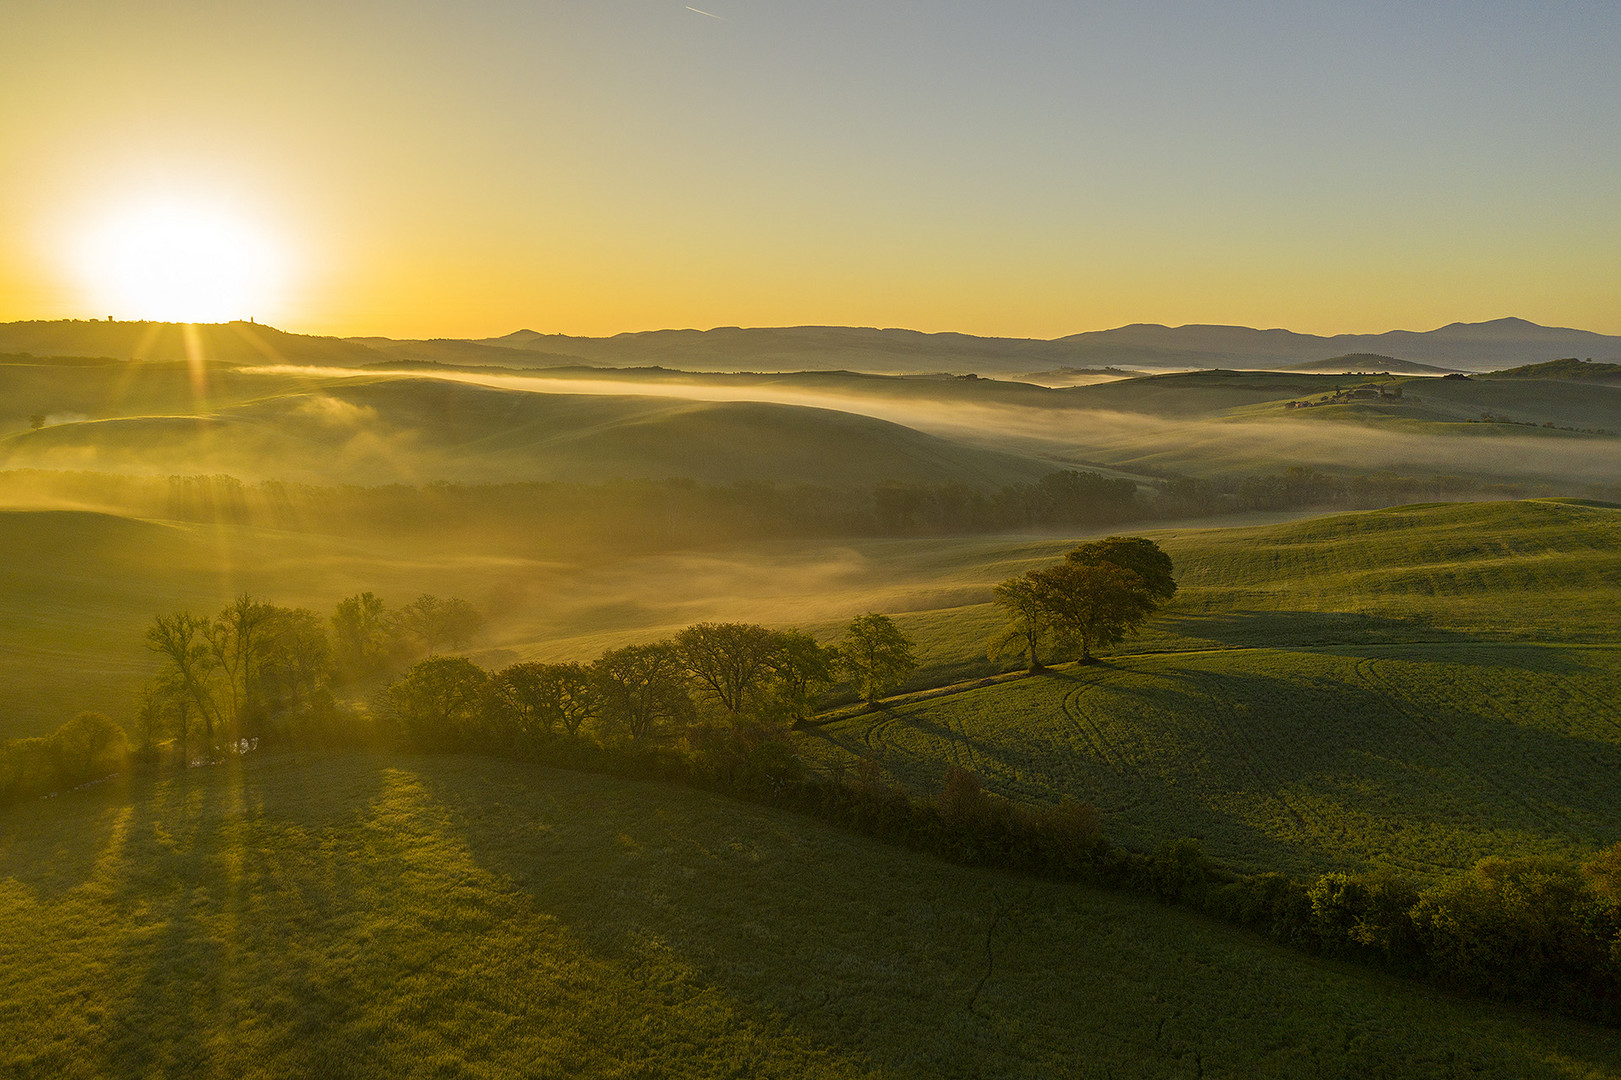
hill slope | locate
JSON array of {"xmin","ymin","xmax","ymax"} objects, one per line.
[
  {"xmin": 0, "ymin": 362, "xmax": 1059, "ymax": 488},
  {"xmin": 1488, "ymin": 357, "xmax": 1621, "ymax": 383},
  {"xmin": 5, "ymin": 752, "xmax": 1618, "ymax": 1079},
  {"xmin": 800, "ymin": 500, "xmax": 1621, "ymax": 877}
]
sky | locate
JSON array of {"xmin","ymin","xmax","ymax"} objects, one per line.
[{"xmin": 3, "ymin": 0, "xmax": 1619, "ymax": 338}]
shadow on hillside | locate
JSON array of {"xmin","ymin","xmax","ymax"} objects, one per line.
[
  {"xmin": 88, "ymin": 755, "xmax": 390, "ymax": 1079},
  {"xmin": 1156, "ymin": 610, "xmax": 1480, "ymax": 651},
  {"xmin": 1161, "ymin": 611, "xmax": 1609, "ymax": 674}
]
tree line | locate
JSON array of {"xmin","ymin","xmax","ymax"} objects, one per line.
[
  {"xmin": 125, "ymin": 587, "xmax": 926, "ymax": 761},
  {"xmin": 378, "ymin": 613, "xmax": 918, "ymax": 753},
  {"xmin": 3, "ymin": 466, "xmax": 1570, "ymax": 558},
  {"xmin": 136, "ymin": 591, "xmax": 483, "ymax": 758}
]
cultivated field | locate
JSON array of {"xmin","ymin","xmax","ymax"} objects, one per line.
[{"xmin": 799, "ymin": 499, "xmax": 1621, "ymax": 876}]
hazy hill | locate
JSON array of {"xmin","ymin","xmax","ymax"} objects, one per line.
[
  {"xmin": 475, "ymin": 318, "xmax": 1621, "ymax": 374},
  {"xmin": 1058, "ymin": 317, "xmax": 1621, "ymax": 371},
  {"xmin": 1487, "ymin": 357, "xmax": 1621, "ymax": 384},
  {"xmin": 1281, "ymin": 353, "xmax": 1458, "ymax": 374},
  {"xmin": 0, "ymin": 361, "xmax": 1058, "ymax": 489},
  {"xmin": 0, "ymin": 319, "xmax": 382, "ymax": 366}
]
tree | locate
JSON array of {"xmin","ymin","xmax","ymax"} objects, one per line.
[
  {"xmin": 488, "ymin": 661, "xmax": 598, "ymax": 743},
  {"xmin": 1066, "ymin": 536, "xmax": 1177, "ymax": 601},
  {"xmin": 676, "ymin": 622, "xmax": 784, "ymax": 714},
  {"xmin": 1031, "ymin": 561, "xmax": 1156, "ymax": 662},
  {"xmin": 332, "ymin": 592, "xmax": 391, "ymax": 680},
  {"xmin": 50, "ymin": 712, "xmax": 128, "ymax": 786},
  {"xmin": 397, "ymin": 594, "xmax": 483, "ymax": 656},
  {"xmin": 770, "ymin": 630, "xmax": 838, "ymax": 720},
  {"xmin": 384, "ymin": 656, "xmax": 489, "ymax": 749},
  {"xmin": 591, "ymin": 642, "xmax": 693, "ymax": 743},
  {"xmin": 146, "ymin": 611, "xmax": 225, "ymax": 751},
  {"xmin": 839, "ymin": 613, "xmax": 917, "ymax": 704},
  {"xmin": 990, "ymin": 570, "xmax": 1052, "ymax": 673},
  {"xmin": 259, "ymin": 608, "xmax": 331, "ymax": 700},
  {"xmin": 206, "ymin": 593, "xmax": 276, "ymax": 735}
]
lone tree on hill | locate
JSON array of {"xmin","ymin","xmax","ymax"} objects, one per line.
[{"xmin": 839, "ymin": 613, "xmax": 917, "ymax": 704}]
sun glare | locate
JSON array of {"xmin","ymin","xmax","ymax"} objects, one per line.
[{"xmin": 75, "ymin": 198, "xmax": 286, "ymax": 323}]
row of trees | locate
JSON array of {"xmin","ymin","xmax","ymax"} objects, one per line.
[
  {"xmin": 380, "ymin": 614, "xmax": 919, "ymax": 751},
  {"xmin": 991, "ymin": 536, "xmax": 1176, "ymax": 669},
  {"xmin": 140, "ymin": 591, "xmax": 483, "ymax": 757}
]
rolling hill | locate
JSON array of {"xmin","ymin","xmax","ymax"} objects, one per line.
[
  {"xmin": 1487, "ymin": 357, "xmax": 1621, "ymax": 384},
  {"xmin": 798, "ymin": 499, "xmax": 1621, "ymax": 879},
  {"xmin": 0, "ymin": 360, "xmax": 1060, "ymax": 489}
]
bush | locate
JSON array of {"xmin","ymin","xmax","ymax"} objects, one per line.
[{"xmin": 685, "ymin": 721, "xmax": 805, "ymax": 795}]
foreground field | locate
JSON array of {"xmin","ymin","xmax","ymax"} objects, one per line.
[{"xmin": 5, "ymin": 752, "xmax": 1620, "ymax": 1079}]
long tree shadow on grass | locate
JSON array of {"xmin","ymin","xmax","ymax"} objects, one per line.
[
  {"xmin": 410, "ymin": 756, "xmax": 1621, "ymax": 1080},
  {"xmin": 1153, "ymin": 609, "xmax": 1485, "ymax": 652}
]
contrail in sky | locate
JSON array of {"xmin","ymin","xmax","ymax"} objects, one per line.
[{"xmin": 686, "ymin": 5, "xmax": 725, "ymax": 18}]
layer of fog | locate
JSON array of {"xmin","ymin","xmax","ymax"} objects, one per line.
[{"xmin": 248, "ymin": 365, "xmax": 1621, "ymax": 488}]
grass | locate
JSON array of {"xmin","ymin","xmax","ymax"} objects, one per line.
[
  {"xmin": 798, "ymin": 643, "xmax": 1621, "ymax": 878},
  {"xmin": 5, "ymin": 751, "xmax": 1621, "ymax": 1079},
  {"xmin": 797, "ymin": 499, "xmax": 1621, "ymax": 877}
]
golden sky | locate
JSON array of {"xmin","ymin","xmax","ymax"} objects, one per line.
[{"xmin": 4, "ymin": 1, "xmax": 1619, "ymax": 338}]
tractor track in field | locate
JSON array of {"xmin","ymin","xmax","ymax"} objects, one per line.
[
  {"xmin": 1059, "ymin": 677, "xmax": 1139, "ymax": 780},
  {"xmin": 942, "ymin": 708, "xmax": 984, "ymax": 775},
  {"xmin": 1196, "ymin": 673, "xmax": 1316, "ymax": 834},
  {"xmin": 1353, "ymin": 655, "xmax": 1569, "ymax": 838},
  {"xmin": 1509, "ymin": 652, "xmax": 1621, "ymax": 738},
  {"xmin": 860, "ymin": 713, "xmax": 898, "ymax": 756}
]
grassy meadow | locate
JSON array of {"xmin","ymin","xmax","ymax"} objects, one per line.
[{"xmin": 6, "ymin": 752, "xmax": 1621, "ymax": 1079}]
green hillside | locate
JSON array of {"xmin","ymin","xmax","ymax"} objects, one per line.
[
  {"xmin": 5, "ymin": 752, "xmax": 1617, "ymax": 1079},
  {"xmin": 798, "ymin": 500, "xmax": 1621, "ymax": 877}
]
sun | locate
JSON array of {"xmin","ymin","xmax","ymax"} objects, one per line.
[{"xmin": 75, "ymin": 197, "xmax": 287, "ymax": 323}]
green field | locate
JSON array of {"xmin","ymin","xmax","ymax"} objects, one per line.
[
  {"xmin": 5, "ymin": 752, "xmax": 1620, "ymax": 1079},
  {"xmin": 798, "ymin": 644, "xmax": 1621, "ymax": 878},
  {"xmin": 797, "ymin": 499, "xmax": 1621, "ymax": 877}
]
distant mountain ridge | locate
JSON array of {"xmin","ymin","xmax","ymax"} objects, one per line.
[
  {"xmin": 2, "ymin": 316, "xmax": 1617, "ymax": 374},
  {"xmin": 468, "ymin": 318, "xmax": 1621, "ymax": 373}
]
